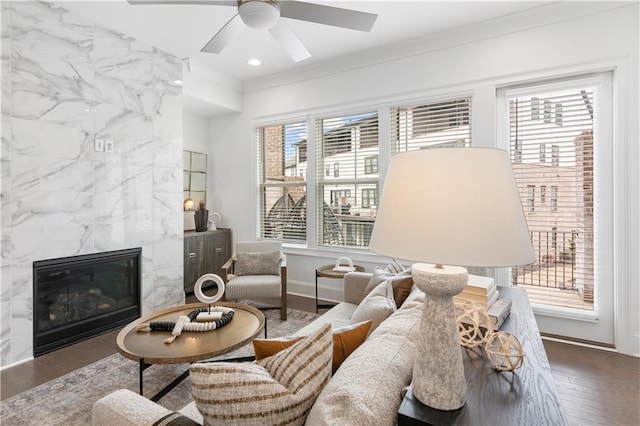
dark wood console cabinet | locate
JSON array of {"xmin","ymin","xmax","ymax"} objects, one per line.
[
  {"xmin": 398, "ymin": 287, "xmax": 567, "ymax": 426},
  {"xmin": 183, "ymin": 228, "xmax": 232, "ymax": 293}
]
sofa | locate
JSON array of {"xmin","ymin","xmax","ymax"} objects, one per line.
[{"xmin": 92, "ymin": 270, "xmax": 425, "ymax": 426}]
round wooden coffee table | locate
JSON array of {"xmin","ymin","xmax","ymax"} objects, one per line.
[{"xmin": 117, "ymin": 301, "xmax": 265, "ymax": 401}]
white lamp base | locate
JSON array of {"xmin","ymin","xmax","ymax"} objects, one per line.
[{"xmin": 411, "ymin": 263, "xmax": 468, "ymax": 411}]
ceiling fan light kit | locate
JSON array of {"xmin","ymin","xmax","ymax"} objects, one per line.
[{"xmin": 239, "ymin": 1, "xmax": 280, "ymax": 30}]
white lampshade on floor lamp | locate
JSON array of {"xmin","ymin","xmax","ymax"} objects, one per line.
[{"xmin": 369, "ymin": 147, "xmax": 535, "ymax": 411}]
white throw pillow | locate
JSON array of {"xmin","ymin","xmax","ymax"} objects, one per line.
[{"xmin": 349, "ymin": 278, "xmax": 396, "ymax": 333}]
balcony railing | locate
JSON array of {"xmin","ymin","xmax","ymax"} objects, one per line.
[
  {"xmin": 328, "ymin": 214, "xmax": 375, "ymax": 248},
  {"xmin": 512, "ymin": 230, "xmax": 579, "ymax": 290}
]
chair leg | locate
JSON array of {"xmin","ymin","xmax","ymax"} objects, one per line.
[{"xmin": 280, "ymin": 268, "xmax": 287, "ymax": 321}]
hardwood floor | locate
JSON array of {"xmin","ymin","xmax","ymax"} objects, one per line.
[{"xmin": 1, "ymin": 294, "xmax": 638, "ymax": 426}]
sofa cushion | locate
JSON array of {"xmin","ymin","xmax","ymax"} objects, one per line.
[
  {"xmin": 152, "ymin": 412, "xmax": 200, "ymax": 426},
  {"xmin": 234, "ymin": 251, "xmax": 280, "ymax": 275},
  {"xmin": 252, "ymin": 320, "xmax": 372, "ymax": 374},
  {"xmin": 190, "ymin": 323, "xmax": 332, "ymax": 426},
  {"xmin": 306, "ymin": 301, "xmax": 423, "ymax": 426}
]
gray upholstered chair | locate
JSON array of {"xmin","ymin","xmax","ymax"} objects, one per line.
[{"xmin": 221, "ymin": 241, "xmax": 287, "ymax": 320}]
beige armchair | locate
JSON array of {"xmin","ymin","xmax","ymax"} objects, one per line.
[{"xmin": 221, "ymin": 241, "xmax": 287, "ymax": 320}]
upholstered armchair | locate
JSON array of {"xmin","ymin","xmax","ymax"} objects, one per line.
[{"xmin": 221, "ymin": 241, "xmax": 287, "ymax": 320}]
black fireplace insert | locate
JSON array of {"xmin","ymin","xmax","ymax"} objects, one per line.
[{"xmin": 33, "ymin": 248, "xmax": 141, "ymax": 356}]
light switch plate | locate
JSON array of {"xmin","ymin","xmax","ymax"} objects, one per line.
[
  {"xmin": 104, "ymin": 140, "xmax": 114, "ymax": 153},
  {"xmin": 94, "ymin": 139, "xmax": 104, "ymax": 152}
]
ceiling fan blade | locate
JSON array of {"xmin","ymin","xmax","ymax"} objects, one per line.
[
  {"xmin": 269, "ymin": 20, "xmax": 311, "ymax": 63},
  {"xmin": 127, "ymin": 1, "xmax": 237, "ymax": 5},
  {"xmin": 201, "ymin": 13, "xmax": 244, "ymax": 54},
  {"xmin": 279, "ymin": 1, "xmax": 377, "ymax": 32}
]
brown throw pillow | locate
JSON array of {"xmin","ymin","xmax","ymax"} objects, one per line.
[
  {"xmin": 365, "ymin": 269, "xmax": 414, "ymax": 309},
  {"xmin": 391, "ymin": 275, "xmax": 414, "ymax": 308},
  {"xmin": 253, "ymin": 320, "xmax": 373, "ymax": 374}
]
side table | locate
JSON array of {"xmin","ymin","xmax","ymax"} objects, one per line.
[{"xmin": 315, "ymin": 264, "xmax": 365, "ymax": 313}]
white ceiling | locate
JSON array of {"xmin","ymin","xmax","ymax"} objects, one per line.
[{"xmin": 57, "ymin": 1, "xmax": 553, "ymax": 83}]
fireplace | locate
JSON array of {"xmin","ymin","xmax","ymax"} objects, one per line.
[{"xmin": 33, "ymin": 248, "xmax": 141, "ymax": 356}]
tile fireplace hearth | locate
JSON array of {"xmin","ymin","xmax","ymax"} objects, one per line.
[{"xmin": 32, "ymin": 248, "xmax": 141, "ymax": 356}]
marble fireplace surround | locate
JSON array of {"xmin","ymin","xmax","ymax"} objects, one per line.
[{"xmin": 1, "ymin": 1, "xmax": 185, "ymax": 367}]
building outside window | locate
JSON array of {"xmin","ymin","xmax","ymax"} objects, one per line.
[
  {"xmin": 552, "ymin": 145, "xmax": 560, "ymax": 166},
  {"xmin": 526, "ymin": 185, "xmax": 535, "ymax": 212},
  {"xmin": 364, "ymin": 155, "xmax": 378, "ymax": 174},
  {"xmin": 361, "ymin": 188, "xmax": 378, "ymax": 208},
  {"xmin": 551, "ymin": 185, "xmax": 558, "ymax": 211}
]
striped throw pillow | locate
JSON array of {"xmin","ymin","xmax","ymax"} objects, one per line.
[{"xmin": 190, "ymin": 323, "xmax": 333, "ymax": 426}]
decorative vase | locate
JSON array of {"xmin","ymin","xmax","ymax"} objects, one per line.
[{"xmin": 194, "ymin": 201, "xmax": 209, "ymax": 232}]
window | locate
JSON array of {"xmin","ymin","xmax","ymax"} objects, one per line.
[
  {"xmin": 316, "ymin": 111, "xmax": 379, "ymax": 248},
  {"xmin": 257, "ymin": 96, "xmax": 472, "ymax": 251},
  {"xmin": 257, "ymin": 121, "xmax": 307, "ymax": 243},
  {"xmin": 552, "ymin": 145, "xmax": 560, "ymax": 166},
  {"xmin": 364, "ymin": 155, "xmax": 378, "ymax": 174},
  {"xmin": 526, "ymin": 185, "xmax": 535, "ymax": 212},
  {"xmin": 390, "ymin": 97, "xmax": 471, "ymax": 153},
  {"xmin": 330, "ymin": 189, "xmax": 351, "ymax": 206},
  {"xmin": 543, "ymin": 99, "xmax": 552, "ymax": 123},
  {"xmin": 361, "ymin": 188, "xmax": 378, "ymax": 208},
  {"xmin": 539, "ymin": 144, "xmax": 546, "ymax": 163},
  {"xmin": 551, "ymin": 185, "xmax": 558, "ymax": 211},
  {"xmin": 506, "ymin": 79, "xmax": 601, "ymax": 311},
  {"xmin": 531, "ymin": 97, "xmax": 540, "ymax": 120},
  {"xmin": 555, "ymin": 103, "xmax": 563, "ymax": 126}
]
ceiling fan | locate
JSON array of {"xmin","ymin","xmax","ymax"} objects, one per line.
[{"xmin": 128, "ymin": 0, "xmax": 377, "ymax": 62}]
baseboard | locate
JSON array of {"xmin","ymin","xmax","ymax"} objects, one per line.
[
  {"xmin": 287, "ymin": 279, "xmax": 343, "ymax": 303},
  {"xmin": 541, "ymin": 334, "xmax": 618, "ymax": 352}
]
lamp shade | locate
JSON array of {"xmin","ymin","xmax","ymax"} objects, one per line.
[{"xmin": 369, "ymin": 148, "xmax": 535, "ymax": 268}]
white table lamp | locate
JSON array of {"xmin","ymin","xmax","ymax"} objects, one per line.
[{"xmin": 369, "ymin": 147, "xmax": 534, "ymax": 411}]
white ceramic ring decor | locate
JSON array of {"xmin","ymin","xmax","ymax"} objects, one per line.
[
  {"xmin": 194, "ymin": 273, "xmax": 225, "ymax": 304},
  {"xmin": 333, "ymin": 256, "xmax": 354, "ymax": 272}
]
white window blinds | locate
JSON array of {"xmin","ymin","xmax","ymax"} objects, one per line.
[
  {"xmin": 507, "ymin": 84, "xmax": 598, "ymax": 311},
  {"xmin": 390, "ymin": 97, "xmax": 471, "ymax": 153},
  {"xmin": 316, "ymin": 112, "xmax": 378, "ymax": 248},
  {"xmin": 258, "ymin": 121, "xmax": 307, "ymax": 243}
]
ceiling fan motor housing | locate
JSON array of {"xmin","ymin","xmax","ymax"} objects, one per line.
[{"xmin": 239, "ymin": 0, "xmax": 280, "ymax": 30}]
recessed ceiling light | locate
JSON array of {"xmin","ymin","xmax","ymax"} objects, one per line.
[
  {"xmin": 248, "ymin": 58, "xmax": 262, "ymax": 66},
  {"xmin": 173, "ymin": 79, "xmax": 183, "ymax": 86}
]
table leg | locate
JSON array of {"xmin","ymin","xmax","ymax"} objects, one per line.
[
  {"xmin": 139, "ymin": 360, "xmax": 151, "ymax": 396},
  {"xmin": 139, "ymin": 359, "xmax": 190, "ymax": 403},
  {"xmin": 315, "ymin": 270, "xmax": 319, "ymax": 313}
]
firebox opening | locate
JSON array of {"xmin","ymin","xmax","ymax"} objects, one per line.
[{"xmin": 33, "ymin": 248, "xmax": 142, "ymax": 357}]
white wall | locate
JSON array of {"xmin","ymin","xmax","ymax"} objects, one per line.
[{"xmin": 208, "ymin": 3, "xmax": 639, "ymax": 354}]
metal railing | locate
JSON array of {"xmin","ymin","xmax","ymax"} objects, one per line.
[{"xmin": 512, "ymin": 230, "xmax": 578, "ymax": 290}]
